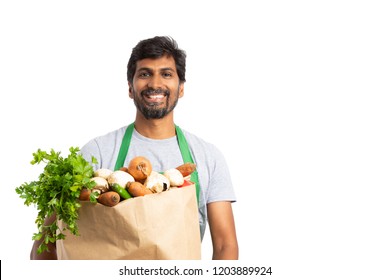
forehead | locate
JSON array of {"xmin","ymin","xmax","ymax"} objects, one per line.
[{"xmin": 135, "ymin": 55, "xmax": 177, "ymax": 72}]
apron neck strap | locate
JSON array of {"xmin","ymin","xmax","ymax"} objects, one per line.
[{"xmin": 114, "ymin": 123, "xmax": 134, "ymax": 171}]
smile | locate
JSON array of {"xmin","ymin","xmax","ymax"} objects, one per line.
[
  {"xmin": 142, "ymin": 93, "xmax": 168, "ymax": 105},
  {"xmin": 141, "ymin": 89, "xmax": 169, "ymax": 104},
  {"xmin": 146, "ymin": 94, "xmax": 165, "ymax": 100}
]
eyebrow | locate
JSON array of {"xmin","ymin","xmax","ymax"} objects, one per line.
[{"xmin": 137, "ymin": 67, "xmax": 175, "ymax": 72}]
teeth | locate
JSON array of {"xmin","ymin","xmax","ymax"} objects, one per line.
[{"xmin": 148, "ymin": 94, "xmax": 164, "ymax": 99}]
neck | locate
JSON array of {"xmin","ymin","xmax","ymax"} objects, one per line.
[{"xmin": 133, "ymin": 112, "xmax": 176, "ymax": 139}]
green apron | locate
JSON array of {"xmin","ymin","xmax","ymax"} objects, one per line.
[{"xmin": 114, "ymin": 123, "xmax": 200, "ymax": 203}]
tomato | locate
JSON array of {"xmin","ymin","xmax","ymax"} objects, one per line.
[{"xmin": 178, "ymin": 179, "xmax": 193, "ymax": 188}]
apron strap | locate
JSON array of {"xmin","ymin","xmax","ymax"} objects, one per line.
[
  {"xmin": 114, "ymin": 123, "xmax": 200, "ymax": 204},
  {"xmin": 175, "ymin": 125, "xmax": 201, "ymax": 203},
  {"xmin": 114, "ymin": 123, "xmax": 134, "ymax": 171}
]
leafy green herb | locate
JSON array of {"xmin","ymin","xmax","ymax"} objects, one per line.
[{"xmin": 15, "ymin": 147, "xmax": 97, "ymax": 254}]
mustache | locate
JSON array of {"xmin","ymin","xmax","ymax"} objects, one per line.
[{"xmin": 141, "ymin": 88, "xmax": 170, "ymax": 96}]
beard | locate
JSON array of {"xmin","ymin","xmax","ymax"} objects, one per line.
[{"xmin": 132, "ymin": 86, "xmax": 180, "ymax": 120}]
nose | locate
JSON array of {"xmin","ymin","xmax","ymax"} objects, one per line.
[{"xmin": 148, "ymin": 75, "xmax": 163, "ymax": 89}]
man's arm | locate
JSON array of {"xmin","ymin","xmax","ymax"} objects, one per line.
[
  {"xmin": 30, "ymin": 214, "xmax": 57, "ymax": 260},
  {"xmin": 207, "ymin": 201, "xmax": 239, "ymax": 260}
]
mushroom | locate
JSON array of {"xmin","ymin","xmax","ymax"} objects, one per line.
[
  {"xmin": 93, "ymin": 168, "xmax": 113, "ymax": 180},
  {"xmin": 90, "ymin": 177, "xmax": 109, "ymax": 194},
  {"xmin": 144, "ymin": 171, "xmax": 170, "ymax": 193},
  {"xmin": 107, "ymin": 170, "xmax": 135, "ymax": 188},
  {"xmin": 163, "ymin": 168, "xmax": 184, "ymax": 187}
]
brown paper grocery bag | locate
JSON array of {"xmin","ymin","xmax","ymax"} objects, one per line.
[{"xmin": 56, "ymin": 185, "xmax": 201, "ymax": 260}]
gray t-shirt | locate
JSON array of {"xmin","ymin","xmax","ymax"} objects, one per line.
[{"xmin": 80, "ymin": 125, "xmax": 236, "ymax": 239}]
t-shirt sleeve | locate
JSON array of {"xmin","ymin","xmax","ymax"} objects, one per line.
[
  {"xmin": 80, "ymin": 139, "xmax": 101, "ymax": 170},
  {"xmin": 206, "ymin": 145, "xmax": 236, "ymax": 204}
]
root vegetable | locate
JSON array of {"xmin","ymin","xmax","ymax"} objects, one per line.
[
  {"xmin": 97, "ymin": 191, "xmax": 120, "ymax": 207},
  {"xmin": 119, "ymin": 166, "xmax": 129, "ymax": 173},
  {"xmin": 126, "ymin": 181, "xmax": 153, "ymax": 197},
  {"xmin": 93, "ymin": 168, "xmax": 113, "ymax": 179},
  {"xmin": 79, "ymin": 188, "xmax": 91, "ymax": 201},
  {"xmin": 107, "ymin": 170, "xmax": 135, "ymax": 188},
  {"xmin": 144, "ymin": 171, "xmax": 170, "ymax": 193},
  {"xmin": 128, "ymin": 156, "xmax": 152, "ymax": 182},
  {"xmin": 164, "ymin": 168, "xmax": 184, "ymax": 187},
  {"xmin": 176, "ymin": 163, "xmax": 197, "ymax": 177}
]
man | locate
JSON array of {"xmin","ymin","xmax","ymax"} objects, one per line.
[{"xmin": 31, "ymin": 36, "xmax": 238, "ymax": 260}]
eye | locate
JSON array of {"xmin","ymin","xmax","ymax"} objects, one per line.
[
  {"xmin": 162, "ymin": 72, "xmax": 173, "ymax": 78},
  {"xmin": 138, "ymin": 71, "xmax": 151, "ymax": 78}
]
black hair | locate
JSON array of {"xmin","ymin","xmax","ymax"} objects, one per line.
[{"xmin": 127, "ymin": 36, "xmax": 186, "ymax": 83}]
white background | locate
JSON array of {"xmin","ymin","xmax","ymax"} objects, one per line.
[{"xmin": 1, "ymin": 0, "xmax": 389, "ymax": 279}]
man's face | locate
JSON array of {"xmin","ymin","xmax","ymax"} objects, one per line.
[{"xmin": 129, "ymin": 55, "xmax": 184, "ymax": 119}]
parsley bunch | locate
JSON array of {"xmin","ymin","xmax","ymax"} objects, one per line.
[{"xmin": 16, "ymin": 147, "xmax": 97, "ymax": 254}]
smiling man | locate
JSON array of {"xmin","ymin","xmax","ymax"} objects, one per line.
[
  {"xmin": 105, "ymin": 36, "xmax": 238, "ymax": 259},
  {"xmin": 125, "ymin": 37, "xmax": 187, "ymax": 140},
  {"xmin": 129, "ymin": 55, "xmax": 184, "ymax": 138},
  {"xmin": 130, "ymin": 55, "xmax": 183, "ymax": 121},
  {"xmin": 30, "ymin": 36, "xmax": 238, "ymax": 260}
]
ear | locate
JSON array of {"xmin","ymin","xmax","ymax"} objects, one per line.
[
  {"xmin": 128, "ymin": 82, "xmax": 134, "ymax": 99},
  {"xmin": 178, "ymin": 82, "xmax": 184, "ymax": 98}
]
